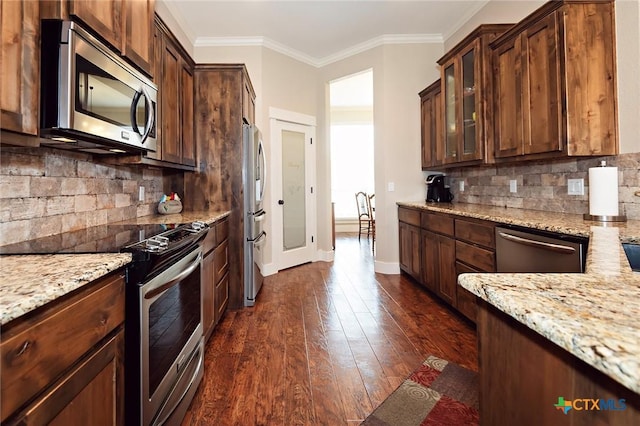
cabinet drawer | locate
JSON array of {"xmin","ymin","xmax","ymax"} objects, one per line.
[
  {"xmin": 216, "ymin": 217, "xmax": 229, "ymax": 243},
  {"xmin": 398, "ymin": 207, "xmax": 421, "ymax": 227},
  {"xmin": 1, "ymin": 272, "xmax": 125, "ymax": 421},
  {"xmin": 422, "ymin": 212, "xmax": 454, "ymax": 236},
  {"xmin": 202, "ymin": 228, "xmax": 217, "ymax": 254},
  {"xmin": 456, "ymin": 261, "xmax": 479, "ymax": 323},
  {"xmin": 215, "ymin": 271, "xmax": 229, "ymax": 321},
  {"xmin": 455, "ymin": 219, "xmax": 495, "ymax": 249},
  {"xmin": 213, "ymin": 239, "xmax": 229, "ymax": 283},
  {"xmin": 456, "ymin": 240, "xmax": 495, "ymax": 272}
]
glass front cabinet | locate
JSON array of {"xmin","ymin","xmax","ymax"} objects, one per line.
[{"xmin": 437, "ymin": 24, "xmax": 512, "ymax": 166}]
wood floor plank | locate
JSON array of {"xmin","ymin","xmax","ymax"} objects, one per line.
[{"xmin": 183, "ymin": 234, "xmax": 477, "ymax": 425}]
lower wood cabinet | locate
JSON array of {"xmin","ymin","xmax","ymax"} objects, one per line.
[
  {"xmin": 1, "ymin": 271, "xmax": 126, "ymax": 424},
  {"xmin": 398, "ymin": 206, "xmax": 496, "ymax": 323},
  {"xmin": 202, "ymin": 217, "xmax": 229, "ymax": 341}
]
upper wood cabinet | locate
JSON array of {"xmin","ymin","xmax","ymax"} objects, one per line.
[
  {"xmin": 41, "ymin": 0, "xmax": 155, "ymax": 76},
  {"xmin": 419, "ymin": 79, "xmax": 443, "ymax": 169},
  {"xmin": 1, "ymin": 1, "xmax": 40, "ymax": 137},
  {"xmin": 492, "ymin": 0, "xmax": 617, "ymax": 161},
  {"xmin": 437, "ymin": 25, "xmax": 513, "ymax": 167}
]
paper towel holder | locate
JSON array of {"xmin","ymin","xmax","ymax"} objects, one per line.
[{"xmin": 583, "ymin": 160, "xmax": 626, "ymax": 222}]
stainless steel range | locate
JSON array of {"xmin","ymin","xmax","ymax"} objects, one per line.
[
  {"xmin": 122, "ymin": 222, "xmax": 208, "ymax": 426},
  {"xmin": 0, "ymin": 221, "xmax": 209, "ymax": 425}
]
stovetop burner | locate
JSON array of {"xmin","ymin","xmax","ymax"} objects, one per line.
[{"xmin": 0, "ymin": 222, "xmax": 207, "ymax": 255}]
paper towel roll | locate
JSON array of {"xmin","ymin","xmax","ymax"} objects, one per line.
[{"xmin": 588, "ymin": 165, "xmax": 619, "ymax": 216}]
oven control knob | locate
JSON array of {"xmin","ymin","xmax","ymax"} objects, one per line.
[
  {"xmin": 188, "ymin": 221, "xmax": 207, "ymax": 232},
  {"xmin": 146, "ymin": 235, "xmax": 169, "ymax": 249}
]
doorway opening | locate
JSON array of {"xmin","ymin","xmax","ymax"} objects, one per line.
[{"xmin": 329, "ymin": 69, "xmax": 374, "ymax": 236}]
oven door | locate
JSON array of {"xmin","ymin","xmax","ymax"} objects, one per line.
[{"xmin": 139, "ymin": 245, "xmax": 204, "ymax": 426}]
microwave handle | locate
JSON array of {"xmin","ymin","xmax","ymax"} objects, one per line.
[{"xmin": 130, "ymin": 86, "xmax": 155, "ymax": 145}]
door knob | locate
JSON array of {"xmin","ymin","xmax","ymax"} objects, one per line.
[{"xmin": 278, "ymin": 200, "xmax": 284, "ymax": 205}]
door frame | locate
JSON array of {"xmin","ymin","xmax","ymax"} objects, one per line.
[{"xmin": 269, "ymin": 107, "xmax": 317, "ymax": 272}]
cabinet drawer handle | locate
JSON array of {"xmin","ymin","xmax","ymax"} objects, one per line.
[{"xmin": 16, "ymin": 340, "xmax": 31, "ymax": 357}]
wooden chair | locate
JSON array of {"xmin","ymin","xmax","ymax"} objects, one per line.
[{"xmin": 355, "ymin": 192, "xmax": 374, "ymax": 241}]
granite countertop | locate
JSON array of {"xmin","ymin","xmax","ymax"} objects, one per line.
[
  {"xmin": 398, "ymin": 202, "xmax": 640, "ymax": 394},
  {"xmin": 0, "ymin": 210, "xmax": 231, "ymax": 327},
  {"xmin": 0, "ymin": 253, "xmax": 132, "ymax": 326}
]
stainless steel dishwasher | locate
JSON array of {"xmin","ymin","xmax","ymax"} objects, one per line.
[{"xmin": 495, "ymin": 226, "xmax": 587, "ymax": 273}]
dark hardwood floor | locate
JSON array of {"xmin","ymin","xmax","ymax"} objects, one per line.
[{"xmin": 182, "ymin": 234, "xmax": 477, "ymax": 425}]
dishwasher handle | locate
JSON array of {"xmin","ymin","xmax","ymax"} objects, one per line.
[{"xmin": 497, "ymin": 231, "xmax": 577, "ymax": 255}]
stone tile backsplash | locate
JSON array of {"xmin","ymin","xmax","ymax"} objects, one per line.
[
  {"xmin": 0, "ymin": 147, "xmax": 180, "ymax": 246},
  {"xmin": 445, "ymin": 152, "xmax": 640, "ymax": 220}
]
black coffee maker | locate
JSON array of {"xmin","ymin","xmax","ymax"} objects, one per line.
[{"xmin": 426, "ymin": 174, "xmax": 454, "ymax": 203}]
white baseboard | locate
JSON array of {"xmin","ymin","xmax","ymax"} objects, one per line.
[
  {"xmin": 374, "ymin": 260, "xmax": 400, "ymax": 275},
  {"xmin": 316, "ymin": 248, "xmax": 335, "ymax": 262},
  {"xmin": 261, "ymin": 262, "xmax": 278, "ymax": 276}
]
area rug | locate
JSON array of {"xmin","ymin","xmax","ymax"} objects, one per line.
[{"xmin": 361, "ymin": 355, "xmax": 479, "ymax": 426}]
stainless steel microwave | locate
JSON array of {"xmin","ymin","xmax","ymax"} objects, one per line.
[{"xmin": 40, "ymin": 20, "xmax": 157, "ymax": 154}]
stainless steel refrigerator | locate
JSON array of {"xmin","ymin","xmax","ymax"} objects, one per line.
[{"xmin": 243, "ymin": 122, "xmax": 266, "ymax": 306}]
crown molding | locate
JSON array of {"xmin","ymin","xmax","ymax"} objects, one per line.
[{"xmin": 194, "ymin": 33, "xmax": 443, "ymax": 68}]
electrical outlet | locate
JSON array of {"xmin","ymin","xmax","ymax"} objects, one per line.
[
  {"xmin": 509, "ymin": 180, "xmax": 517, "ymax": 193},
  {"xmin": 388, "ymin": 182, "xmax": 395, "ymax": 192},
  {"xmin": 567, "ymin": 178, "xmax": 584, "ymax": 196},
  {"xmin": 459, "ymin": 180, "xmax": 465, "ymax": 192},
  {"xmin": 138, "ymin": 186, "xmax": 145, "ymax": 202}
]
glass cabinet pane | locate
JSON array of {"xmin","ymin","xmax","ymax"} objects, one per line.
[
  {"xmin": 444, "ymin": 64, "xmax": 457, "ymax": 159},
  {"xmin": 461, "ymin": 50, "xmax": 476, "ymax": 155}
]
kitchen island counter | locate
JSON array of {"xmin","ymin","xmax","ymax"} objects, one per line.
[{"xmin": 397, "ymin": 202, "xmax": 640, "ymax": 395}]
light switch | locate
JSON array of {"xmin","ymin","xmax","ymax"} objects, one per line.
[
  {"xmin": 567, "ymin": 178, "xmax": 584, "ymax": 195},
  {"xmin": 387, "ymin": 182, "xmax": 395, "ymax": 192}
]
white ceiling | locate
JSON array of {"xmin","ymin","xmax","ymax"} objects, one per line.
[{"xmin": 160, "ymin": 0, "xmax": 490, "ymax": 67}]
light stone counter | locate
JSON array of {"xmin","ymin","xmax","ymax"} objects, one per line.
[
  {"xmin": 0, "ymin": 210, "xmax": 229, "ymax": 327},
  {"xmin": 397, "ymin": 202, "xmax": 640, "ymax": 394},
  {"xmin": 0, "ymin": 253, "xmax": 132, "ymax": 326}
]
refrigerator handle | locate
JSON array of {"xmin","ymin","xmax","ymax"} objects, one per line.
[{"xmin": 258, "ymin": 139, "xmax": 266, "ymax": 203}]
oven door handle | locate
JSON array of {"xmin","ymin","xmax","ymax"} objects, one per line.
[{"xmin": 144, "ymin": 252, "xmax": 203, "ymax": 300}]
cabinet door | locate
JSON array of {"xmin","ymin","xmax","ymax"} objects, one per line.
[
  {"xmin": 399, "ymin": 222, "xmax": 421, "ymax": 280},
  {"xmin": 161, "ymin": 40, "xmax": 181, "ymax": 164},
  {"xmin": 0, "ymin": 0, "xmax": 39, "ymax": 135},
  {"xmin": 432, "ymin": 90, "xmax": 444, "ymax": 165},
  {"xmin": 437, "ymin": 235, "xmax": 457, "ymax": 306},
  {"xmin": 459, "ymin": 40, "xmax": 482, "ymax": 162},
  {"xmin": 214, "ymin": 272, "xmax": 229, "ymax": 325},
  {"xmin": 8, "ymin": 331, "xmax": 124, "ymax": 425},
  {"xmin": 420, "ymin": 94, "xmax": 433, "ymax": 168},
  {"xmin": 69, "ymin": 0, "xmax": 122, "ymax": 50},
  {"xmin": 202, "ymin": 250, "xmax": 215, "ymax": 340},
  {"xmin": 242, "ymin": 79, "xmax": 255, "ymax": 124},
  {"xmin": 180, "ymin": 62, "xmax": 195, "ymax": 166},
  {"xmin": 455, "ymin": 261, "xmax": 478, "ymax": 322},
  {"xmin": 493, "ymin": 36, "xmax": 523, "ymax": 159},
  {"xmin": 442, "ymin": 60, "xmax": 459, "ymax": 163},
  {"xmin": 522, "ymin": 13, "xmax": 562, "ymax": 155},
  {"xmin": 123, "ymin": 0, "xmax": 154, "ymax": 76},
  {"xmin": 421, "ymin": 230, "xmax": 438, "ymax": 293}
]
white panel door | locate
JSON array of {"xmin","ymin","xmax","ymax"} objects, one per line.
[{"xmin": 272, "ymin": 119, "xmax": 316, "ymax": 270}]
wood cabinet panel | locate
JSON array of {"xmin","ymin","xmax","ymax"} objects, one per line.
[
  {"xmin": 8, "ymin": 330, "xmax": 124, "ymax": 426},
  {"xmin": 398, "ymin": 207, "xmax": 421, "ymax": 227},
  {"xmin": 454, "ymin": 218, "xmax": 495, "ymax": 249},
  {"xmin": 0, "ymin": 0, "xmax": 39, "ymax": 136},
  {"xmin": 399, "ymin": 221, "xmax": 421, "ymax": 280},
  {"xmin": 1, "ymin": 273, "xmax": 125, "ymax": 422},
  {"xmin": 421, "ymin": 230, "xmax": 438, "ymax": 293},
  {"xmin": 437, "ymin": 25, "xmax": 512, "ymax": 167},
  {"xmin": 456, "ymin": 240, "xmax": 495, "ymax": 272},
  {"xmin": 215, "ymin": 272, "xmax": 230, "ymax": 324},
  {"xmin": 213, "ymin": 239, "xmax": 229, "ymax": 283},
  {"xmin": 421, "ymin": 212, "xmax": 454, "ymax": 236},
  {"xmin": 161, "ymin": 39, "xmax": 180, "ymax": 164},
  {"xmin": 455, "ymin": 261, "xmax": 478, "ymax": 322},
  {"xmin": 180, "ymin": 63, "xmax": 195, "ymax": 166},
  {"xmin": 437, "ymin": 235, "xmax": 457, "ymax": 306},
  {"xmin": 419, "ymin": 80, "xmax": 443, "ymax": 169},
  {"xmin": 202, "ymin": 249, "xmax": 215, "ymax": 340},
  {"xmin": 69, "ymin": 0, "xmax": 122, "ymax": 50},
  {"xmin": 0, "ymin": 274, "xmax": 125, "ymax": 420},
  {"xmin": 478, "ymin": 301, "xmax": 640, "ymax": 425},
  {"xmin": 123, "ymin": 0, "xmax": 155, "ymax": 75},
  {"xmin": 492, "ymin": 0, "xmax": 617, "ymax": 161}
]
